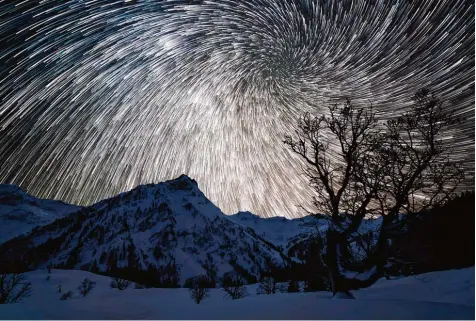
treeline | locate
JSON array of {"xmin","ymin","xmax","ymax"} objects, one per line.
[
  {"xmin": 273, "ymin": 191, "xmax": 475, "ymax": 289},
  {"xmin": 392, "ymin": 190, "xmax": 474, "ymax": 275}
]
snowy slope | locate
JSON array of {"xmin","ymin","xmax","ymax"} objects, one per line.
[
  {"xmin": 229, "ymin": 211, "xmax": 384, "ymax": 263},
  {"xmin": 0, "ymin": 267, "xmax": 473, "ymax": 319},
  {"xmin": 355, "ymin": 266, "xmax": 476, "ymax": 306},
  {"xmin": 227, "ymin": 211, "xmax": 321, "ymax": 248},
  {"xmin": 0, "ymin": 175, "xmax": 288, "ymax": 284},
  {"xmin": 0, "ymin": 184, "xmax": 81, "ymax": 243}
]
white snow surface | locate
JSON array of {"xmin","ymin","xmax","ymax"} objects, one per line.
[
  {"xmin": 0, "ymin": 267, "xmax": 473, "ymax": 320},
  {"xmin": 0, "ymin": 184, "xmax": 81, "ymax": 243},
  {"xmin": 228, "ymin": 211, "xmax": 321, "ymax": 248}
]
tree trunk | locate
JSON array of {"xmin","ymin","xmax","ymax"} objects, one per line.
[
  {"xmin": 325, "ymin": 228, "xmax": 347, "ymax": 296},
  {"xmin": 374, "ymin": 215, "xmax": 393, "ymax": 277}
]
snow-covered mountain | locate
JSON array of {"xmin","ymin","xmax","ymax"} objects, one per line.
[
  {"xmin": 0, "ymin": 175, "xmax": 290, "ymax": 285},
  {"xmin": 227, "ymin": 211, "xmax": 321, "ymax": 249},
  {"xmin": 228, "ymin": 210, "xmax": 383, "ymax": 263},
  {"xmin": 0, "ymin": 175, "xmax": 387, "ymax": 283},
  {"xmin": 0, "ymin": 184, "xmax": 81, "ymax": 243}
]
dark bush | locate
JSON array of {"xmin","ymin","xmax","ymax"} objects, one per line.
[
  {"xmin": 256, "ymin": 277, "xmax": 276, "ymax": 295},
  {"xmin": 110, "ymin": 277, "xmax": 130, "ymax": 290},
  {"xmin": 221, "ymin": 273, "xmax": 247, "ymax": 300},
  {"xmin": 60, "ymin": 290, "xmax": 73, "ymax": 300},
  {"xmin": 188, "ymin": 275, "xmax": 211, "ymax": 304},
  {"xmin": 77, "ymin": 278, "xmax": 96, "ymax": 297}
]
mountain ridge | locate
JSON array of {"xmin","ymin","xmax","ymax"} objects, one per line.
[
  {"xmin": 0, "ymin": 183, "xmax": 82, "ymax": 243},
  {"xmin": 0, "ymin": 175, "xmax": 294, "ymax": 286}
]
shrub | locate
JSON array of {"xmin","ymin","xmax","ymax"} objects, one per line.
[
  {"xmin": 188, "ymin": 275, "xmax": 211, "ymax": 304},
  {"xmin": 256, "ymin": 277, "xmax": 276, "ymax": 295},
  {"xmin": 110, "ymin": 277, "xmax": 130, "ymax": 290},
  {"xmin": 60, "ymin": 290, "xmax": 73, "ymax": 300},
  {"xmin": 77, "ymin": 278, "xmax": 96, "ymax": 297},
  {"xmin": 221, "ymin": 273, "xmax": 247, "ymax": 300}
]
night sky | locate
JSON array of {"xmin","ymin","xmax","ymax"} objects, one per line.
[{"xmin": 0, "ymin": 0, "xmax": 474, "ymax": 218}]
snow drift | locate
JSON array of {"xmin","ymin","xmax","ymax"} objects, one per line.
[{"xmin": 0, "ymin": 267, "xmax": 473, "ymax": 320}]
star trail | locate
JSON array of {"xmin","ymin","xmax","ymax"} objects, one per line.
[{"xmin": 0, "ymin": 0, "xmax": 474, "ymax": 218}]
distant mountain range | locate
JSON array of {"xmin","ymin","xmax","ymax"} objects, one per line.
[
  {"xmin": 0, "ymin": 184, "xmax": 81, "ymax": 243},
  {"xmin": 1, "ymin": 175, "xmax": 327, "ymax": 285}
]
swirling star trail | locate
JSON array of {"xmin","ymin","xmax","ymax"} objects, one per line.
[{"xmin": 0, "ymin": 0, "xmax": 474, "ymax": 218}]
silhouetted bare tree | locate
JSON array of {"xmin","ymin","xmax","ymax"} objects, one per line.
[
  {"xmin": 372, "ymin": 89, "xmax": 464, "ymax": 276},
  {"xmin": 284, "ymin": 99, "xmax": 384, "ymax": 296},
  {"xmin": 284, "ymin": 89, "xmax": 464, "ymax": 295}
]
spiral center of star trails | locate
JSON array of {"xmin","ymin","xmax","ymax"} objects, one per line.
[{"xmin": 0, "ymin": 0, "xmax": 473, "ymax": 218}]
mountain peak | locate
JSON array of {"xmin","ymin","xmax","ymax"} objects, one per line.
[
  {"xmin": 165, "ymin": 174, "xmax": 198, "ymax": 190},
  {"xmin": 0, "ymin": 175, "xmax": 288, "ymax": 285}
]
